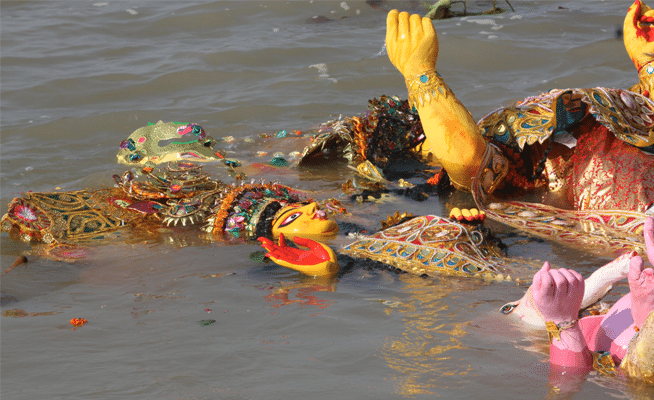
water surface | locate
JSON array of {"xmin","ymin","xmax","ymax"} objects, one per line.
[{"xmin": 2, "ymin": 1, "xmax": 652, "ymax": 399}]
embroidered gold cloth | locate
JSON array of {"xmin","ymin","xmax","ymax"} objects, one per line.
[
  {"xmin": 621, "ymin": 311, "xmax": 654, "ymax": 384},
  {"xmin": 478, "ymin": 88, "xmax": 654, "ymax": 151},
  {"xmin": 472, "ymin": 87, "xmax": 654, "ymax": 255},
  {"xmin": 1, "ymin": 189, "xmax": 138, "ymax": 244},
  {"xmin": 340, "ymin": 215, "xmax": 534, "ymax": 281}
]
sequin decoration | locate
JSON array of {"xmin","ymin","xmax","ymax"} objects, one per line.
[
  {"xmin": 14, "ymin": 204, "xmax": 38, "ymax": 222},
  {"xmin": 117, "ymin": 121, "xmax": 224, "ymax": 165},
  {"xmin": 478, "ymin": 87, "xmax": 654, "ymax": 152},
  {"xmin": 341, "ymin": 215, "xmax": 513, "ymax": 280},
  {"xmin": 1, "ymin": 190, "xmax": 129, "ymax": 244},
  {"xmin": 583, "ymin": 88, "xmax": 654, "ymax": 147},
  {"xmin": 473, "ymin": 87, "xmax": 653, "ymax": 256},
  {"xmin": 2, "ymin": 198, "xmax": 53, "ymax": 239}
]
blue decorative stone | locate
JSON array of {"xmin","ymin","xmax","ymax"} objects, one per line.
[{"xmin": 419, "ymin": 75, "xmax": 429, "ymax": 83}]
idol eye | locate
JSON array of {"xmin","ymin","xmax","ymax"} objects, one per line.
[
  {"xmin": 279, "ymin": 212, "xmax": 302, "ymax": 228},
  {"xmin": 500, "ymin": 303, "xmax": 517, "ymax": 314}
]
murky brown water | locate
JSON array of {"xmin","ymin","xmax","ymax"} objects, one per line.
[{"xmin": 2, "ymin": 1, "xmax": 652, "ymax": 399}]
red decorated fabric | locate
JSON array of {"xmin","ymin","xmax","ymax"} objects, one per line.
[{"xmin": 566, "ymin": 119, "xmax": 654, "ymax": 212}]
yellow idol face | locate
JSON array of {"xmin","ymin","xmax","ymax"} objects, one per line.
[{"xmin": 271, "ymin": 202, "xmax": 339, "ymax": 239}]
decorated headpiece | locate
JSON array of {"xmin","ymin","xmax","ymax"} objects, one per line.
[
  {"xmin": 203, "ymin": 182, "xmax": 304, "ymax": 239},
  {"xmin": 0, "ymin": 162, "xmax": 222, "ymax": 245},
  {"xmin": 112, "ymin": 163, "xmax": 310, "ymax": 240},
  {"xmin": 117, "ymin": 121, "xmax": 225, "ymax": 166},
  {"xmin": 0, "ymin": 162, "xmax": 306, "ymax": 245}
]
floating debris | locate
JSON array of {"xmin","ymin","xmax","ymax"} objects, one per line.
[
  {"xmin": 249, "ymin": 251, "xmax": 270, "ymax": 263},
  {"xmin": 2, "ymin": 309, "xmax": 62, "ymax": 318},
  {"xmin": 200, "ymin": 273, "xmax": 235, "ymax": 279},
  {"xmin": 70, "ymin": 318, "xmax": 87, "ymax": 327},
  {"xmin": 425, "ymin": 0, "xmax": 515, "ymax": 20},
  {"xmin": 4, "ymin": 255, "xmax": 27, "ymax": 274},
  {"xmin": 270, "ymin": 156, "xmax": 289, "ymax": 167}
]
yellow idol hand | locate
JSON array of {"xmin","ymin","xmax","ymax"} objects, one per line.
[{"xmin": 386, "ymin": 10, "xmax": 439, "ymax": 77}]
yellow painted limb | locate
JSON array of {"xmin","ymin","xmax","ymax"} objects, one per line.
[
  {"xmin": 385, "ymin": 10, "xmax": 488, "ymax": 190},
  {"xmin": 414, "ymin": 88, "xmax": 488, "ymax": 190}
]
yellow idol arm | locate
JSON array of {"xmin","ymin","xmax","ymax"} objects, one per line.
[{"xmin": 386, "ymin": 10, "xmax": 488, "ymax": 190}]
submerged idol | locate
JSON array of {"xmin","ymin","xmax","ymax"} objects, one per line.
[
  {"xmin": 381, "ymin": 1, "xmax": 654, "ymax": 254},
  {"xmin": 501, "ymin": 217, "xmax": 654, "ymax": 384},
  {"xmin": 259, "ymin": 3, "xmax": 654, "ymax": 383},
  {"xmin": 0, "ymin": 160, "xmax": 340, "ymax": 260}
]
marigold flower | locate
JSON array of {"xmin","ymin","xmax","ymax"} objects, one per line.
[{"xmin": 70, "ymin": 318, "xmax": 87, "ymax": 327}]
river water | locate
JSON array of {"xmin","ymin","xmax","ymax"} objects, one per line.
[{"xmin": 2, "ymin": 1, "xmax": 653, "ymax": 399}]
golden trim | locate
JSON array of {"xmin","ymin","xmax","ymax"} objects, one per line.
[
  {"xmin": 545, "ymin": 320, "xmax": 576, "ymax": 343},
  {"xmin": 405, "ymin": 70, "xmax": 451, "ymax": 109}
]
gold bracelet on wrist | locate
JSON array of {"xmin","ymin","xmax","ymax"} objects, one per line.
[
  {"xmin": 405, "ymin": 70, "xmax": 450, "ymax": 109},
  {"xmin": 545, "ymin": 320, "xmax": 577, "ymax": 343}
]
